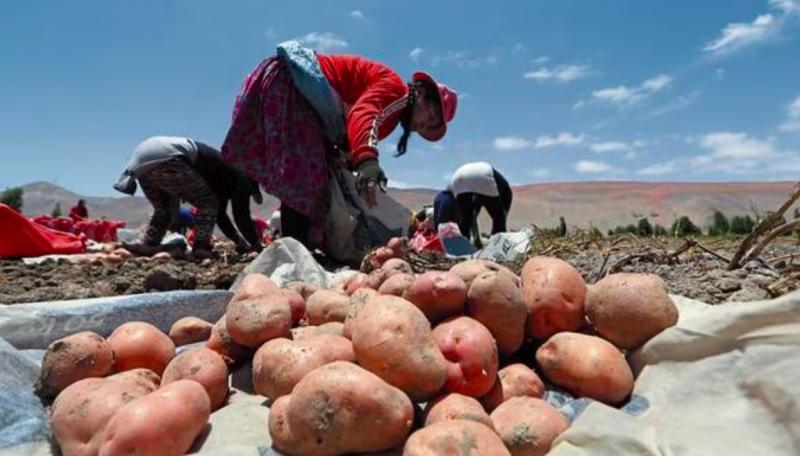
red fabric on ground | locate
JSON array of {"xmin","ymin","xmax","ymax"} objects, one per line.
[
  {"xmin": 0, "ymin": 204, "xmax": 86, "ymax": 258},
  {"xmin": 31, "ymin": 216, "xmax": 125, "ymax": 242}
]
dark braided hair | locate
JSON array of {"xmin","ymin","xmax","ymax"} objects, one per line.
[{"xmin": 395, "ymin": 80, "xmax": 442, "ymax": 157}]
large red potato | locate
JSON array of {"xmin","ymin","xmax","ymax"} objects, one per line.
[
  {"xmin": 536, "ymin": 332, "xmax": 634, "ymax": 405},
  {"xmin": 162, "ymin": 347, "xmax": 229, "ymax": 410},
  {"xmin": 450, "ymin": 259, "xmax": 520, "ymax": 288},
  {"xmin": 284, "ymin": 281, "xmax": 319, "ymax": 300},
  {"xmin": 282, "ymin": 289, "xmax": 307, "ymax": 326},
  {"xmin": 305, "ymin": 289, "xmax": 352, "ymax": 325},
  {"xmin": 50, "ymin": 370, "xmax": 160, "ymax": 456},
  {"xmin": 226, "ymin": 274, "xmax": 292, "ymax": 347},
  {"xmin": 290, "ymin": 322, "xmax": 345, "ymax": 341},
  {"xmin": 34, "ymin": 331, "xmax": 115, "ymax": 398},
  {"xmin": 423, "ymin": 393, "xmax": 493, "ymax": 429},
  {"xmin": 403, "ymin": 419, "xmax": 510, "ymax": 456},
  {"xmin": 432, "ymin": 316, "xmax": 498, "ymax": 397},
  {"xmin": 205, "ymin": 315, "xmax": 251, "ymax": 363},
  {"xmin": 252, "ymin": 334, "xmax": 355, "ymax": 399},
  {"xmin": 378, "ymin": 272, "xmax": 415, "ymax": 296},
  {"xmin": 168, "ymin": 316, "xmax": 213, "ymax": 346},
  {"xmin": 342, "ymin": 287, "xmax": 379, "ymax": 339},
  {"xmin": 108, "ymin": 322, "xmax": 175, "ymax": 375},
  {"xmin": 465, "ymin": 271, "xmax": 527, "ymax": 355},
  {"xmin": 98, "ymin": 379, "xmax": 210, "ymax": 456},
  {"xmin": 350, "ymin": 295, "xmax": 448, "ymax": 402},
  {"xmin": 490, "ymin": 397, "xmax": 569, "ymax": 456},
  {"xmin": 402, "ymin": 271, "xmax": 467, "ymax": 323},
  {"xmin": 586, "ymin": 273, "xmax": 678, "ymax": 350},
  {"xmin": 481, "ymin": 363, "xmax": 546, "ymax": 412},
  {"xmin": 268, "ymin": 361, "xmax": 414, "ymax": 455},
  {"xmin": 521, "ymin": 257, "xmax": 587, "ymax": 340}
]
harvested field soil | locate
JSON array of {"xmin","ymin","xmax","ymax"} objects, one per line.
[{"xmin": 1, "ymin": 235, "xmax": 799, "ymax": 305}]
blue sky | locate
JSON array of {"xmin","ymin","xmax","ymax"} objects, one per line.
[{"xmin": 2, "ymin": 0, "xmax": 800, "ymax": 196}]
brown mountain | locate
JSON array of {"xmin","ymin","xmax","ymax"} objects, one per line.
[{"xmin": 19, "ymin": 180, "xmax": 798, "ymax": 232}]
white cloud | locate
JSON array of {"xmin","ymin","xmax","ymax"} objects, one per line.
[
  {"xmin": 529, "ymin": 167, "xmax": 551, "ymax": 178},
  {"xmin": 590, "ymin": 141, "xmax": 633, "ymax": 153},
  {"xmin": 637, "ymin": 162, "xmax": 678, "ymax": 176},
  {"xmin": 409, "ymin": 47, "xmax": 423, "ymax": 61},
  {"xmin": 431, "ymin": 51, "xmax": 483, "ymax": 69},
  {"xmin": 535, "ymin": 132, "xmax": 584, "ymax": 149},
  {"xmin": 523, "ymin": 64, "xmax": 593, "ymax": 83},
  {"xmin": 493, "ymin": 136, "xmax": 532, "ymax": 151},
  {"xmin": 779, "ymin": 95, "xmax": 800, "ymax": 132},
  {"xmin": 587, "ymin": 74, "xmax": 673, "ymax": 107},
  {"xmin": 703, "ymin": 0, "xmax": 800, "ymax": 57},
  {"xmin": 349, "ymin": 10, "xmax": 365, "ymax": 20},
  {"xmin": 531, "ymin": 56, "xmax": 551, "ymax": 64},
  {"xmin": 649, "ymin": 90, "xmax": 702, "ymax": 117},
  {"xmin": 297, "ymin": 32, "xmax": 348, "ymax": 52},
  {"xmin": 575, "ymin": 160, "xmax": 614, "ymax": 174},
  {"xmin": 700, "ymin": 131, "xmax": 776, "ymax": 158}
]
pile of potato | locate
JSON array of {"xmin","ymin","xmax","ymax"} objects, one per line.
[{"xmin": 37, "ymin": 237, "xmax": 679, "ymax": 456}]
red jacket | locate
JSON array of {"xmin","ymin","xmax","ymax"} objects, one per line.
[
  {"xmin": 68, "ymin": 204, "xmax": 88, "ymax": 221},
  {"xmin": 316, "ymin": 54, "xmax": 409, "ymax": 165}
]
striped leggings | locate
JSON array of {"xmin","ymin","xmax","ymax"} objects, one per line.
[{"xmin": 139, "ymin": 158, "xmax": 219, "ymax": 248}]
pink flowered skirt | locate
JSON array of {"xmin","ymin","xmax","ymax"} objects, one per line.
[{"xmin": 221, "ymin": 57, "xmax": 329, "ymax": 246}]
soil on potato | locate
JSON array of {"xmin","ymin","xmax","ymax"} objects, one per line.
[{"xmin": 1, "ymin": 235, "xmax": 798, "ymax": 305}]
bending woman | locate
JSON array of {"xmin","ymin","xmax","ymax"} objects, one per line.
[{"xmin": 221, "ymin": 45, "xmax": 457, "ymax": 249}]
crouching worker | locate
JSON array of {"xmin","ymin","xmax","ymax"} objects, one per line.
[
  {"xmin": 113, "ymin": 136, "xmax": 263, "ymax": 257},
  {"xmin": 447, "ymin": 161, "xmax": 513, "ymax": 248}
]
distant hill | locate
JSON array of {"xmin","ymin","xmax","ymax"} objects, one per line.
[{"xmin": 18, "ymin": 180, "xmax": 799, "ymax": 232}]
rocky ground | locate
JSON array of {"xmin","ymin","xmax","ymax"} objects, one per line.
[{"xmin": 1, "ymin": 235, "xmax": 798, "ymax": 305}]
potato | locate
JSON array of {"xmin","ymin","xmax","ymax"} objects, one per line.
[
  {"xmin": 402, "ymin": 271, "xmax": 467, "ymax": 323},
  {"xmin": 253, "ymin": 334, "xmax": 355, "ymax": 399},
  {"xmin": 342, "ymin": 288, "xmax": 379, "ymax": 339},
  {"xmin": 98, "ymin": 379, "xmax": 210, "ymax": 456},
  {"xmin": 284, "ymin": 281, "xmax": 320, "ymax": 300},
  {"xmin": 380, "ymin": 257, "xmax": 413, "ymax": 277},
  {"xmin": 586, "ymin": 273, "xmax": 678, "ymax": 350},
  {"xmin": 291, "ymin": 322, "xmax": 345, "ymax": 341},
  {"xmin": 450, "ymin": 259, "xmax": 520, "ymax": 288},
  {"xmin": 306, "ymin": 289, "xmax": 352, "ymax": 325},
  {"xmin": 205, "ymin": 315, "xmax": 251, "ymax": 364},
  {"xmin": 344, "ymin": 272, "xmax": 383, "ymax": 295},
  {"xmin": 386, "ymin": 236, "xmax": 409, "ymax": 255},
  {"xmin": 162, "ymin": 347, "xmax": 229, "ymax": 410},
  {"xmin": 368, "ymin": 246, "xmax": 397, "ymax": 270},
  {"xmin": 269, "ymin": 361, "xmax": 414, "ymax": 455},
  {"xmin": 283, "ymin": 289, "xmax": 307, "ymax": 326},
  {"xmin": 378, "ymin": 272, "xmax": 415, "ymax": 296},
  {"xmin": 34, "ymin": 331, "xmax": 115, "ymax": 399},
  {"xmin": 536, "ymin": 332, "xmax": 633, "ymax": 405},
  {"xmin": 424, "ymin": 393, "xmax": 493, "ymax": 429},
  {"xmin": 490, "ymin": 397, "xmax": 569, "ymax": 456},
  {"xmin": 466, "ymin": 271, "xmax": 527, "ymax": 355},
  {"xmin": 403, "ymin": 419, "xmax": 510, "ymax": 456},
  {"xmin": 168, "ymin": 316, "xmax": 213, "ymax": 346},
  {"xmin": 432, "ymin": 316, "xmax": 498, "ymax": 397},
  {"xmin": 226, "ymin": 273, "xmax": 292, "ymax": 347},
  {"xmin": 108, "ymin": 322, "xmax": 175, "ymax": 375},
  {"xmin": 521, "ymin": 257, "xmax": 587, "ymax": 340},
  {"xmin": 50, "ymin": 371, "xmax": 160, "ymax": 456},
  {"xmin": 481, "ymin": 364, "xmax": 546, "ymax": 412},
  {"xmin": 350, "ymin": 295, "xmax": 448, "ymax": 402}
]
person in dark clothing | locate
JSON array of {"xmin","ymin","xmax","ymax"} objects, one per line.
[
  {"xmin": 448, "ymin": 162, "xmax": 513, "ymax": 248},
  {"xmin": 433, "ymin": 188, "xmax": 459, "ymax": 228},
  {"xmin": 114, "ymin": 136, "xmax": 263, "ymax": 256},
  {"xmin": 68, "ymin": 199, "xmax": 89, "ymax": 220}
]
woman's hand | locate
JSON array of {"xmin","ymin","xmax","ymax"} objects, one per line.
[{"xmin": 356, "ymin": 159, "xmax": 387, "ymax": 208}]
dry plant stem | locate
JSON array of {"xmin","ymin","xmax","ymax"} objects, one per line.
[
  {"xmin": 742, "ymin": 218, "xmax": 800, "ymax": 265},
  {"xmin": 691, "ymin": 239, "xmax": 732, "ymax": 264},
  {"xmin": 728, "ymin": 183, "xmax": 800, "ymax": 270}
]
